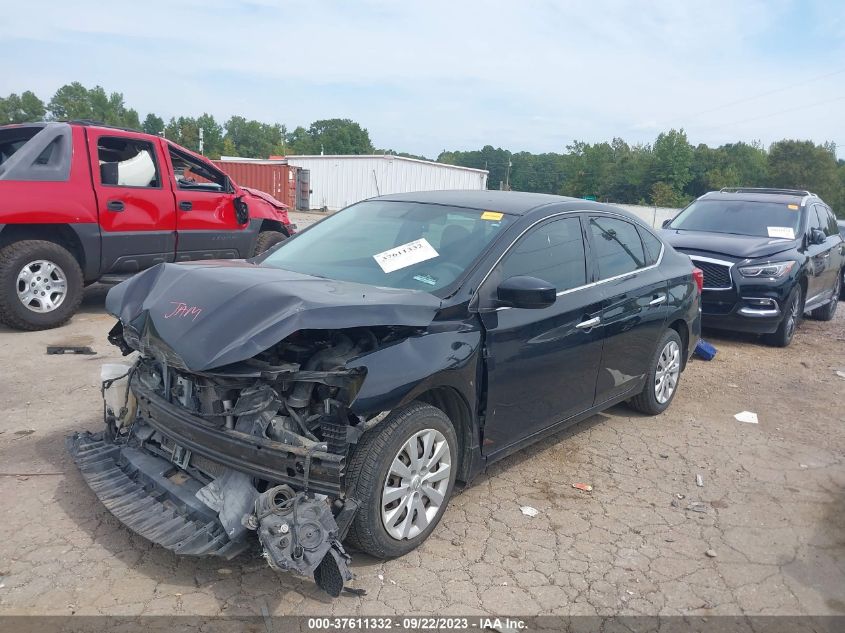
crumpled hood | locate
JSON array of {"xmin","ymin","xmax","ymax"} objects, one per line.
[
  {"xmin": 106, "ymin": 261, "xmax": 442, "ymax": 371},
  {"xmin": 241, "ymin": 186, "xmax": 288, "ymax": 211},
  {"xmin": 660, "ymin": 229, "xmax": 800, "ymax": 260}
]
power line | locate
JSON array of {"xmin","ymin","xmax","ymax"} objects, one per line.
[
  {"xmin": 688, "ymin": 67, "xmax": 845, "ymax": 119},
  {"xmin": 707, "ymin": 94, "xmax": 845, "ymax": 129}
]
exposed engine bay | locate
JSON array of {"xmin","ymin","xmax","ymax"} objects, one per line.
[{"xmin": 68, "ymin": 325, "xmax": 418, "ymax": 596}]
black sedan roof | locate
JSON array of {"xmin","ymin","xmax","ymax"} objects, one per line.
[{"xmin": 372, "ymin": 190, "xmax": 583, "ymax": 215}]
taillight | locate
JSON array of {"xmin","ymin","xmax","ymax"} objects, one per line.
[{"xmin": 692, "ymin": 267, "xmax": 704, "ymax": 293}]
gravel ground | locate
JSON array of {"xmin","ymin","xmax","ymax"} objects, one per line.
[{"xmin": 0, "ymin": 284, "xmax": 843, "ymax": 617}]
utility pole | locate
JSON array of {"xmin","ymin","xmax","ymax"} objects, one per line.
[
  {"xmin": 505, "ymin": 159, "xmax": 512, "ymax": 191},
  {"xmin": 199, "ymin": 127, "xmax": 204, "ymax": 155}
]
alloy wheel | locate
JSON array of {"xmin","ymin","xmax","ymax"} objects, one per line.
[
  {"xmin": 785, "ymin": 291, "xmax": 801, "ymax": 340},
  {"xmin": 654, "ymin": 340, "xmax": 680, "ymax": 404},
  {"xmin": 16, "ymin": 260, "xmax": 68, "ymax": 313},
  {"xmin": 381, "ymin": 428, "xmax": 452, "ymax": 540}
]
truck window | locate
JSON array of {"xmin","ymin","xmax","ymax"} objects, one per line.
[
  {"xmin": 168, "ymin": 146, "xmax": 227, "ymax": 192},
  {"xmin": 97, "ymin": 137, "xmax": 160, "ymax": 188}
]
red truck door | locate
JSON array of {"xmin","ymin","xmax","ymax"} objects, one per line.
[
  {"xmin": 164, "ymin": 144, "xmax": 255, "ymax": 261},
  {"xmin": 86, "ymin": 128, "xmax": 177, "ymax": 274}
]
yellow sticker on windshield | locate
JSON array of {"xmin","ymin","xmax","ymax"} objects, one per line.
[
  {"xmin": 481, "ymin": 211, "xmax": 504, "ymax": 221},
  {"xmin": 787, "ymin": 204, "xmax": 799, "ymax": 210}
]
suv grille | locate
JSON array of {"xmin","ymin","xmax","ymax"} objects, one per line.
[{"xmin": 690, "ymin": 258, "xmax": 733, "ymax": 290}]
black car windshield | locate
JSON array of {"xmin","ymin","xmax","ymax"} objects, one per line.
[
  {"xmin": 259, "ymin": 200, "xmax": 514, "ymax": 295},
  {"xmin": 668, "ymin": 199, "xmax": 803, "ymax": 239}
]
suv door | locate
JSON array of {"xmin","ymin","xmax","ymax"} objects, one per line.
[
  {"xmin": 86, "ymin": 130, "xmax": 176, "ymax": 273},
  {"xmin": 587, "ymin": 215, "xmax": 669, "ymax": 406},
  {"xmin": 478, "ymin": 214, "xmax": 605, "ymax": 455},
  {"xmin": 166, "ymin": 145, "xmax": 254, "ymax": 261},
  {"xmin": 805, "ymin": 204, "xmax": 834, "ymax": 306}
]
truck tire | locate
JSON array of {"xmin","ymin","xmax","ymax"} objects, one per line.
[
  {"xmin": 345, "ymin": 402, "xmax": 458, "ymax": 559},
  {"xmin": 0, "ymin": 240, "xmax": 84, "ymax": 331},
  {"xmin": 252, "ymin": 231, "xmax": 287, "ymax": 257}
]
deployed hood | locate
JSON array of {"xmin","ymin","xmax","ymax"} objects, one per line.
[
  {"xmin": 660, "ymin": 229, "xmax": 800, "ymax": 260},
  {"xmin": 106, "ymin": 261, "xmax": 442, "ymax": 371}
]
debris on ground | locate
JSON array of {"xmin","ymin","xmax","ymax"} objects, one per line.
[
  {"xmin": 734, "ymin": 411, "xmax": 759, "ymax": 424},
  {"xmin": 13, "ymin": 430, "xmax": 35, "ymax": 436},
  {"xmin": 377, "ymin": 574, "xmax": 384, "ymax": 581},
  {"xmin": 572, "ymin": 482, "xmax": 593, "ymax": 492},
  {"xmin": 686, "ymin": 501, "xmax": 708, "ymax": 513},
  {"xmin": 694, "ymin": 340, "xmax": 717, "ymax": 360},
  {"xmin": 659, "ymin": 453, "xmax": 669, "ymax": 459},
  {"xmin": 451, "ymin": 538, "xmax": 461, "ymax": 546},
  {"xmin": 520, "ymin": 506, "xmax": 539, "ymax": 517},
  {"xmin": 675, "ymin": 493, "xmax": 685, "ymax": 499},
  {"xmin": 705, "ymin": 549, "xmax": 717, "ymax": 558},
  {"xmin": 46, "ymin": 345, "xmax": 96, "ymax": 355},
  {"xmin": 696, "ymin": 474, "xmax": 704, "ymax": 487},
  {"xmin": 836, "ymin": 370, "xmax": 845, "ymax": 379}
]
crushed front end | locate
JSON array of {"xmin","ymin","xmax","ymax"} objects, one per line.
[{"xmin": 68, "ymin": 325, "xmax": 408, "ymax": 597}]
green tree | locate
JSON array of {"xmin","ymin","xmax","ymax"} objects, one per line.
[
  {"xmin": 651, "ymin": 129, "xmax": 693, "ymax": 203},
  {"xmin": 142, "ymin": 113, "xmax": 165, "ymax": 136},
  {"xmin": 48, "ymin": 82, "xmax": 139, "ymax": 128},
  {"xmin": 223, "ymin": 116, "xmax": 286, "ymax": 158},
  {"xmin": 0, "ymin": 91, "xmax": 46, "ymax": 124},
  {"xmin": 287, "ymin": 118, "xmax": 374, "ymax": 155},
  {"xmin": 767, "ymin": 140, "xmax": 839, "ymax": 205}
]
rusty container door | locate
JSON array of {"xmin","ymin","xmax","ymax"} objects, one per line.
[{"xmin": 296, "ymin": 169, "xmax": 311, "ymax": 210}]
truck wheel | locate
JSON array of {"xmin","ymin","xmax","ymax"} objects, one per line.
[
  {"xmin": 764, "ymin": 285, "xmax": 803, "ymax": 347},
  {"xmin": 0, "ymin": 240, "xmax": 84, "ymax": 331},
  {"xmin": 627, "ymin": 328, "xmax": 683, "ymax": 415},
  {"xmin": 809, "ymin": 273, "xmax": 840, "ymax": 321},
  {"xmin": 252, "ymin": 231, "xmax": 287, "ymax": 256},
  {"xmin": 345, "ymin": 402, "xmax": 458, "ymax": 559}
]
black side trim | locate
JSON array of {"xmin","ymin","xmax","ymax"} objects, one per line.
[
  {"xmin": 133, "ymin": 382, "xmax": 344, "ymax": 496},
  {"xmin": 69, "ymin": 222, "xmax": 102, "ymax": 280}
]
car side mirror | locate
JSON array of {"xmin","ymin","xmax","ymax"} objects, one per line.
[
  {"xmin": 233, "ymin": 196, "xmax": 250, "ymax": 225},
  {"xmin": 497, "ymin": 276, "xmax": 556, "ymax": 309},
  {"xmin": 662, "ymin": 219, "xmax": 672, "ymax": 229},
  {"xmin": 809, "ymin": 228, "xmax": 826, "ymax": 245}
]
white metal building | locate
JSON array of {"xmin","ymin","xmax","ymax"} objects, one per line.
[{"xmin": 283, "ymin": 155, "xmax": 488, "ymax": 211}]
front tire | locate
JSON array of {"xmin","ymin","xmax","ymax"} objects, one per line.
[
  {"xmin": 765, "ymin": 285, "xmax": 803, "ymax": 347},
  {"xmin": 345, "ymin": 402, "xmax": 458, "ymax": 559},
  {"xmin": 0, "ymin": 240, "xmax": 84, "ymax": 331},
  {"xmin": 252, "ymin": 230, "xmax": 287, "ymax": 256},
  {"xmin": 628, "ymin": 328, "xmax": 683, "ymax": 415}
]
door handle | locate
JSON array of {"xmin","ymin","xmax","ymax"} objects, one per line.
[
  {"xmin": 649, "ymin": 294, "xmax": 667, "ymax": 306},
  {"xmin": 575, "ymin": 316, "xmax": 601, "ymax": 329},
  {"xmin": 179, "ymin": 201, "xmax": 193, "ymax": 211},
  {"xmin": 106, "ymin": 200, "xmax": 124, "ymax": 212}
]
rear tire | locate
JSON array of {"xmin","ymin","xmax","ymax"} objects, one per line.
[
  {"xmin": 810, "ymin": 273, "xmax": 840, "ymax": 321},
  {"xmin": 252, "ymin": 230, "xmax": 287, "ymax": 256},
  {"xmin": 345, "ymin": 402, "xmax": 458, "ymax": 559},
  {"xmin": 0, "ymin": 240, "xmax": 84, "ymax": 331},
  {"xmin": 765, "ymin": 285, "xmax": 803, "ymax": 347},
  {"xmin": 628, "ymin": 328, "xmax": 683, "ymax": 415}
]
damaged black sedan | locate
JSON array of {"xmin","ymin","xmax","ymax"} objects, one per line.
[{"xmin": 68, "ymin": 191, "xmax": 701, "ymax": 596}]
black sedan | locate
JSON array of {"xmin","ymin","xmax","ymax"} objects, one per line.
[{"xmin": 68, "ymin": 191, "xmax": 702, "ymax": 596}]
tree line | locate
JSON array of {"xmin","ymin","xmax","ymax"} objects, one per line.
[{"xmin": 1, "ymin": 83, "xmax": 842, "ymax": 215}]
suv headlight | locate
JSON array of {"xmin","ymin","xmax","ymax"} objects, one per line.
[{"xmin": 737, "ymin": 261, "xmax": 796, "ymax": 278}]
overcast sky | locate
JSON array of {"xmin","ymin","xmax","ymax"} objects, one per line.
[{"xmin": 2, "ymin": 0, "xmax": 844, "ymax": 158}]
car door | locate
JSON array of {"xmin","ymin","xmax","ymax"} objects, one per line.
[
  {"xmin": 805, "ymin": 204, "xmax": 833, "ymax": 305},
  {"xmin": 821, "ymin": 205, "xmax": 844, "ymax": 294},
  {"xmin": 86, "ymin": 129, "xmax": 177, "ymax": 273},
  {"xmin": 478, "ymin": 214, "xmax": 605, "ymax": 455},
  {"xmin": 165, "ymin": 144, "xmax": 254, "ymax": 261},
  {"xmin": 587, "ymin": 215, "xmax": 669, "ymax": 406}
]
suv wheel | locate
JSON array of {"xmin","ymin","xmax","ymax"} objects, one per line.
[
  {"xmin": 628, "ymin": 328, "xmax": 683, "ymax": 415},
  {"xmin": 252, "ymin": 230, "xmax": 287, "ymax": 256},
  {"xmin": 810, "ymin": 273, "xmax": 840, "ymax": 321},
  {"xmin": 0, "ymin": 240, "xmax": 84, "ymax": 331},
  {"xmin": 765, "ymin": 285, "xmax": 803, "ymax": 347},
  {"xmin": 345, "ymin": 402, "xmax": 458, "ymax": 559}
]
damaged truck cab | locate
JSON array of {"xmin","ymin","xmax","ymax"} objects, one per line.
[{"xmin": 68, "ymin": 191, "xmax": 701, "ymax": 596}]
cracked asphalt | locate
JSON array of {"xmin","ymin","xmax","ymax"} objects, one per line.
[{"xmin": 0, "ymin": 264, "xmax": 843, "ymax": 617}]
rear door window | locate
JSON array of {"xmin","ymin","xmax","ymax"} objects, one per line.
[
  {"xmin": 97, "ymin": 137, "xmax": 160, "ymax": 188},
  {"xmin": 637, "ymin": 226, "xmax": 663, "ymax": 266},
  {"xmin": 589, "ymin": 216, "xmax": 646, "ymax": 280}
]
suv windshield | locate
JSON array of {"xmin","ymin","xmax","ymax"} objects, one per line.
[
  {"xmin": 260, "ymin": 200, "xmax": 514, "ymax": 295},
  {"xmin": 668, "ymin": 199, "xmax": 803, "ymax": 239}
]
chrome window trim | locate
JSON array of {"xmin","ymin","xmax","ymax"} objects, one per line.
[
  {"xmin": 473, "ymin": 210, "xmax": 666, "ymax": 311},
  {"xmin": 688, "ymin": 255, "xmax": 734, "ymax": 291}
]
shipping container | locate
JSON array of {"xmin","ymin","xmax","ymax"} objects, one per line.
[
  {"xmin": 219, "ymin": 155, "xmax": 489, "ymax": 212},
  {"xmin": 211, "ymin": 160, "xmax": 298, "ymax": 209}
]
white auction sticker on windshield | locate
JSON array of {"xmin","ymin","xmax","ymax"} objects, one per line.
[
  {"xmin": 767, "ymin": 226, "xmax": 795, "ymax": 239},
  {"xmin": 373, "ymin": 238, "xmax": 439, "ymax": 273}
]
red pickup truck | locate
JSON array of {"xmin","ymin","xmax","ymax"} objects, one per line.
[{"xmin": 0, "ymin": 121, "xmax": 295, "ymax": 330}]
